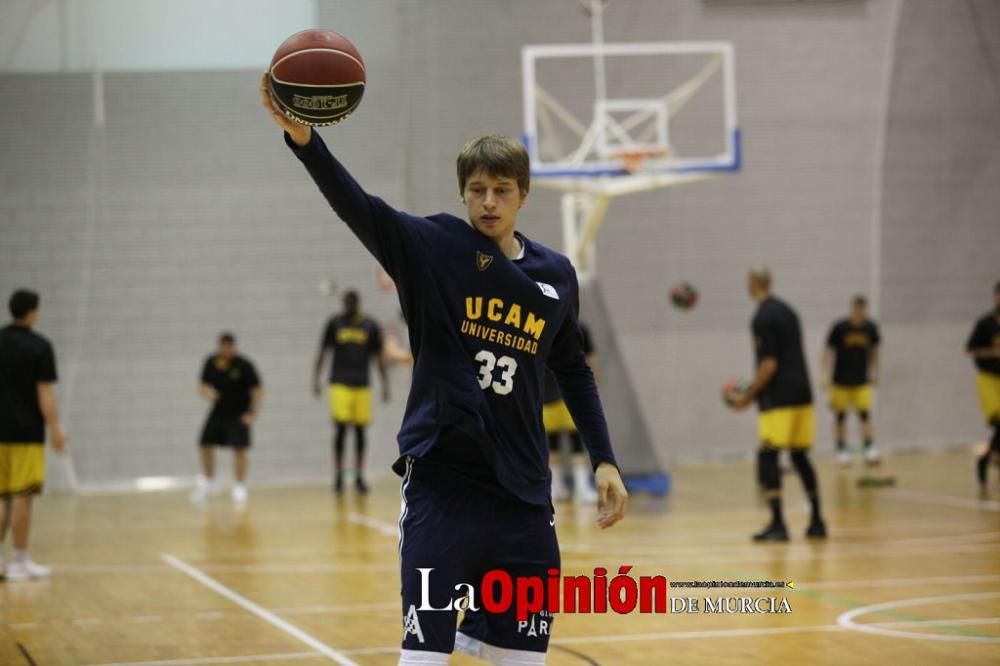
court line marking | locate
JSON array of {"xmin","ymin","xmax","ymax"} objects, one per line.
[
  {"xmin": 84, "ymin": 652, "xmax": 320, "ymax": 666},
  {"xmin": 797, "ymin": 574, "xmax": 1000, "ymax": 590},
  {"xmin": 347, "ymin": 511, "xmax": 399, "ymax": 537},
  {"xmin": 837, "ymin": 592, "xmax": 1000, "ymax": 643},
  {"xmin": 885, "ymin": 488, "xmax": 1000, "ymax": 512},
  {"xmin": 161, "ymin": 554, "xmax": 359, "ymax": 666}
]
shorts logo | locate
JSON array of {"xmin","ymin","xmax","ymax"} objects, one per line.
[
  {"xmin": 404, "ymin": 604, "xmax": 425, "ymax": 644},
  {"xmin": 476, "ymin": 251, "xmax": 494, "ymax": 272},
  {"xmin": 536, "ymin": 282, "xmax": 559, "ymax": 300}
]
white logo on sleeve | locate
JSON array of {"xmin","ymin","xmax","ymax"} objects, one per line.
[
  {"xmin": 404, "ymin": 604, "xmax": 425, "ymax": 643},
  {"xmin": 536, "ymin": 282, "xmax": 559, "ymax": 300}
]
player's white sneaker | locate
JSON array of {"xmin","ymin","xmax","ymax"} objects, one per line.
[
  {"xmin": 836, "ymin": 451, "xmax": 852, "ymax": 468},
  {"xmin": 864, "ymin": 448, "xmax": 882, "ymax": 466},
  {"xmin": 5, "ymin": 558, "xmax": 51, "ymax": 581},
  {"xmin": 190, "ymin": 478, "xmax": 215, "ymax": 503},
  {"xmin": 231, "ymin": 484, "xmax": 248, "ymax": 504}
]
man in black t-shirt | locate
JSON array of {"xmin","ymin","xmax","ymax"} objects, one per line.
[
  {"xmin": 543, "ymin": 322, "xmax": 597, "ymax": 504},
  {"xmin": 725, "ymin": 269, "xmax": 826, "ymax": 542},
  {"xmin": 966, "ymin": 280, "xmax": 1000, "ymax": 494},
  {"xmin": 192, "ymin": 332, "xmax": 262, "ymax": 504},
  {"xmin": 822, "ymin": 295, "xmax": 882, "ymax": 467},
  {"xmin": 0, "ymin": 289, "xmax": 67, "ymax": 581},
  {"xmin": 313, "ymin": 290, "xmax": 388, "ymax": 494}
]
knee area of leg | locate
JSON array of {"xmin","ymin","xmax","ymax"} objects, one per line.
[{"xmin": 835, "ymin": 412, "xmax": 846, "ymax": 425}]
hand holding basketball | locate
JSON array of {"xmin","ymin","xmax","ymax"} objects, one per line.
[{"xmin": 261, "ymin": 72, "xmax": 311, "ymax": 146}]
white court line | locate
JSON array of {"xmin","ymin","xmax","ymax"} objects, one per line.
[
  {"xmin": 84, "ymin": 652, "xmax": 319, "ymax": 666},
  {"xmin": 347, "ymin": 512, "xmax": 400, "ymax": 537},
  {"xmin": 798, "ymin": 574, "xmax": 1000, "ymax": 590},
  {"xmin": 161, "ymin": 554, "xmax": 359, "ymax": 666},
  {"xmin": 8, "ymin": 622, "xmax": 39, "ymax": 630},
  {"xmin": 837, "ymin": 592, "xmax": 1000, "ymax": 643},
  {"xmin": 886, "ymin": 488, "xmax": 1000, "ymax": 512}
]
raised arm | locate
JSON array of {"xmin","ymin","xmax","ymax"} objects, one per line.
[{"xmin": 260, "ymin": 73, "xmax": 424, "ymax": 280}]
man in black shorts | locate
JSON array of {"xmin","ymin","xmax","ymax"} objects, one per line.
[
  {"xmin": 191, "ymin": 333, "xmax": 262, "ymax": 504},
  {"xmin": 314, "ymin": 290, "xmax": 389, "ymax": 493},
  {"xmin": 725, "ymin": 269, "xmax": 827, "ymax": 542}
]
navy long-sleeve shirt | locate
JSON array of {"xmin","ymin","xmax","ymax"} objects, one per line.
[{"xmin": 287, "ymin": 131, "xmax": 616, "ymax": 505}]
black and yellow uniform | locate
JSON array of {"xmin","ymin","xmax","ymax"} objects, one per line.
[
  {"xmin": 199, "ymin": 355, "xmax": 260, "ymax": 448},
  {"xmin": 0, "ymin": 324, "xmax": 57, "ymax": 496},
  {"xmin": 321, "ymin": 313, "xmax": 382, "ymax": 426},
  {"xmin": 542, "ymin": 323, "xmax": 594, "ymax": 438},
  {"xmin": 753, "ymin": 297, "xmax": 814, "ymax": 448},
  {"xmin": 967, "ymin": 312, "xmax": 1000, "ymax": 425},
  {"xmin": 826, "ymin": 318, "xmax": 880, "ymax": 413}
]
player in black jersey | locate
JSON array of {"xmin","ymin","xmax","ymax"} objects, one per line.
[
  {"xmin": 966, "ymin": 281, "xmax": 1000, "ymax": 495},
  {"xmin": 725, "ymin": 269, "xmax": 827, "ymax": 542},
  {"xmin": 822, "ymin": 296, "xmax": 881, "ymax": 467},
  {"xmin": 192, "ymin": 333, "xmax": 262, "ymax": 504},
  {"xmin": 314, "ymin": 290, "xmax": 389, "ymax": 494}
]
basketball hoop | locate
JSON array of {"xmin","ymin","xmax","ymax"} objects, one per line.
[{"xmin": 612, "ymin": 146, "xmax": 669, "ymax": 173}]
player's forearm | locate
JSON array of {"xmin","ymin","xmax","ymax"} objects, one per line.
[
  {"xmin": 286, "ymin": 130, "xmax": 404, "ymax": 269},
  {"xmin": 378, "ymin": 355, "xmax": 390, "ymax": 388},
  {"xmin": 199, "ymin": 384, "xmax": 217, "ymax": 402},
  {"xmin": 37, "ymin": 383, "xmax": 62, "ymax": 430},
  {"xmin": 554, "ymin": 366, "xmax": 617, "ymax": 470},
  {"xmin": 968, "ymin": 347, "xmax": 1000, "ymax": 359},
  {"xmin": 821, "ymin": 349, "xmax": 833, "ymax": 380},
  {"xmin": 744, "ymin": 358, "xmax": 778, "ymax": 399},
  {"xmin": 249, "ymin": 388, "xmax": 264, "ymax": 415}
]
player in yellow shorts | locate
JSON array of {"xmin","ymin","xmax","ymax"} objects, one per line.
[
  {"xmin": 0, "ymin": 290, "xmax": 68, "ymax": 581},
  {"xmin": 543, "ymin": 322, "xmax": 597, "ymax": 504},
  {"xmin": 966, "ymin": 281, "xmax": 1000, "ymax": 495},
  {"xmin": 725, "ymin": 269, "xmax": 826, "ymax": 542},
  {"xmin": 822, "ymin": 295, "xmax": 881, "ymax": 467},
  {"xmin": 314, "ymin": 291, "xmax": 389, "ymax": 494}
]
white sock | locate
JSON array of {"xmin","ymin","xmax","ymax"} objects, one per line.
[{"xmin": 14, "ymin": 549, "xmax": 28, "ymax": 564}]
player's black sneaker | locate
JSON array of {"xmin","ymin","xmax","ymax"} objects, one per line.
[
  {"xmin": 805, "ymin": 518, "xmax": 828, "ymax": 539},
  {"xmin": 355, "ymin": 477, "xmax": 369, "ymax": 494},
  {"xmin": 752, "ymin": 522, "xmax": 789, "ymax": 542}
]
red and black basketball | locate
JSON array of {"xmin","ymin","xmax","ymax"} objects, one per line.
[
  {"xmin": 670, "ymin": 281, "xmax": 698, "ymax": 310},
  {"xmin": 268, "ymin": 29, "xmax": 366, "ymax": 127}
]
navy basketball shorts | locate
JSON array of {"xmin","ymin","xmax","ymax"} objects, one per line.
[{"xmin": 398, "ymin": 457, "xmax": 559, "ymax": 662}]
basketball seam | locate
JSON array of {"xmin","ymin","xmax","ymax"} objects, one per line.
[{"xmin": 270, "ymin": 48, "xmax": 365, "ymax": 81}]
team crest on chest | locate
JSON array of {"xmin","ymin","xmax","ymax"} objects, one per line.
[{"xmin": 476, "ymin": 251, "xmax": 494, "ymax": 272}]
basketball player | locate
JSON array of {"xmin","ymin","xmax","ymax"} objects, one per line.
[
  {"xmin": 822, "ymin": 296, "xmax": 881, "ymax": 467},
  {"xmin": 545, "ymin": 321, "xmax": 598, "ymax": 504},
  {"xmin": 313, "ymin": 290, "xmax": 389, "ymax": 494},
  {"xmin": 725, "ymin": 269, "xmax": 827, "ymax": 542},
  {"xmin": 0, "ymin": 289, "xmax": 67, "ymax": 581},
  {"xmin": 262, "ymin": 75, "xmax": 627, "ymax": 665},
  {"xmin": 966, "ymin": 280, "xmax": 1000, "ymax": 494},
  {"xmin": 191, "ymin": 333, "xmax": 262, "ymax": 504}
]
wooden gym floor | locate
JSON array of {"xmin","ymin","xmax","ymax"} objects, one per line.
[{"xmin": 1, "ymin": 449, "xmax": 998, "ymax": 665}]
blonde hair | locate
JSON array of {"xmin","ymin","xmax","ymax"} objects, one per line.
[{"xmin": 456, "ymin": 135, "xmax": 530, "ymax": 196}]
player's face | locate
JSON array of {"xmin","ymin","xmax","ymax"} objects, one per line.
[
  {"xmin": 219, "ymin": 341, "xmax": 236, "ymax": 360},
  {"xmin": 463, "ymin": 170, "xmax": 525, "ymax": 241},
  {"xmin": 850, "ymin": 303, "xmax": 866, "ymax": 323}
]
